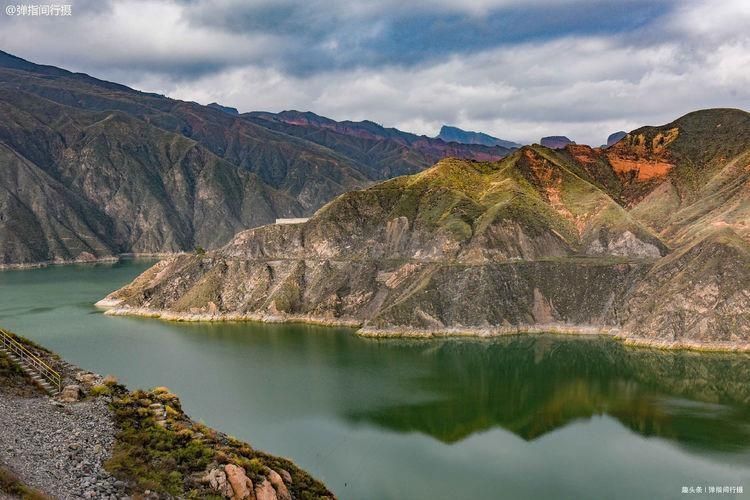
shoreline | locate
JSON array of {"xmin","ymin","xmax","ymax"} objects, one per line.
[
  {"xmin": 97, "ymin": 305, "xmax": 750, "ymax": 353},
  {"xmin": 0, "ymin": 253, "xmax": 177, "ymax": 271},
  {"xmin": 360, "ymin": 325, "xmax": 750, "ymax": 353},
  {"xmin": 99, "ymin": 304, "xmax": 364, "ymax": 329}
]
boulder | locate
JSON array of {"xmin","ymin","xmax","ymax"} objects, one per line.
[
  {"xmin": 202, "ymin": 468, "xmax": 233, "ymax": 497},
  {"xmin": 277, "ymin": 469, "xmax": 292, "ymax": 485},
  {"xmin": 75, "ymin": 372, "xmax": 99, "ymax": 387},
  {"xmin": 265, "ymin": 468, "xmax": 291, "ymax": 500},
  {"xmin": 255, "ymin": 479, "xmax": 278, "ymax": 500},
  {"xmin": 225, "ymin": 464, "xmax": 255, "ymax": 500},
  {"xmin": 59, "ymin": 385, "xmax": 83, "ymax": 402}
]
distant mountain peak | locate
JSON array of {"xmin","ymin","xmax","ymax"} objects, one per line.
[
  {"xmin": 437, "ymin": 125, "xmax": 521, "ymax": 149},
  {"xmin": 606, "ymin": 131, "xmax": 627, "ymax": 147},
  {"xmin": 540, "ymin": 136, "xmax": 574, "ymax": 149}
]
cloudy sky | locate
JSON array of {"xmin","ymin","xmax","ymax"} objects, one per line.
[{"xmin": 1, "ymin": 0, "xmax": 749, "ymax": 144}]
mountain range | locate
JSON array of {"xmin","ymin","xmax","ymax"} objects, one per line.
[
  {"xmin": 0, "ymin": 51, "xmax": 511, "ymax": 266},
  {"xmin": 100, "ymin": 108, "xmax": 750, "ymax": 350},
  {"xmin": 244, "ymin": 110, "xmax": 511, "ymax": 179}
]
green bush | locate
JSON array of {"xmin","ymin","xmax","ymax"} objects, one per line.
[{"xmin": 89, "ymin": 384, "xmax": 112, "ymax": 397}]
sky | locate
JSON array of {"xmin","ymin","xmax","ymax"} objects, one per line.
[{"xmin": 1, "ymin": 0, "xmax": 749, "ymax": 145}]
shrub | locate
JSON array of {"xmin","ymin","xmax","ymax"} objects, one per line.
[{"xmin": 90, "ymin": 384, "xmax": 112, "ymax": 397}]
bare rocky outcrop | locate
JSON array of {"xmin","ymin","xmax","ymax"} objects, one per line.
[
  {"xmin": 225, "ymin": 464, "xmax": 254, "ymax": 500},
  {"xmin": 59, "ymin": 384, "xmax": 83, "ymax": 402},
  {"xmin": 203, "ymin": 468, "xmax": 234, "ymax": 498},
  {"xmin": 255, "ymin": 479, "xmax": 278, "ymax": 500},
  {"xmin": 266, "ymin": 467, "xmax": 292, "ymax": 500},
  {"xmin": 202, "ymin": 464, "xmax": 295, "ymax": 500}
]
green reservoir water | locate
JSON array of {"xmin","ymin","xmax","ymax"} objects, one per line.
[{"xmin": 1, "ymin": 261, "xmax": 749, "ymax": 499}]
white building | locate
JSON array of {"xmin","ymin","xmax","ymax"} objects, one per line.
[{"xmin": 275, "ymin": 218, "xmax": 310, "ymax": 225}]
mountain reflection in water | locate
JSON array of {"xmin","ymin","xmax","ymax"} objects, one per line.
[{"xmin": 346, "ymin": 336, "xmax": 750, "ymax": 454}]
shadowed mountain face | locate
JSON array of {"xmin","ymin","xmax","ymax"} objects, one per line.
[
  {"xmin": 105, "ymin": 108, "xmax": 750, "ymax": 349},
  {"xmin": 0, "ymin": 51, "xmax": 512, "ymax": 266},
  {"xmin": 606, "ymin": 131, "xmax": 627, "ymax": 147},
  {"xmin": 346, "ymin": 336, "xmax": 750, "ymax": 453},
  {"xmin": 436, "ymin": 125, "xmax": 522, "ymax": 149}
]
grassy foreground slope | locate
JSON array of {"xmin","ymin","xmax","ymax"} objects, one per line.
[{"xmin": 0, "ymin": 330, "xmax": 333, "ymax": 499}]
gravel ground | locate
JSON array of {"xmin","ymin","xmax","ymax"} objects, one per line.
[{"xmin": 0, "ymin": 392, "xmax": 129, "ymax": 500}]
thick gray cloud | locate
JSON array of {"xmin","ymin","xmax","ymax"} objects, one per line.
[{"xmin": 0, "ymin": 0, "xmax": 748, "ymax": 144}]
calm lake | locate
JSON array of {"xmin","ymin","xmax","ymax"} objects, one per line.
[{"xmin": 1, "ymin": 260, "xmax": 749, "ymax": 499}]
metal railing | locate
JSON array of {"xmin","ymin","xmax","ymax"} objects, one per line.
[{"xmin": 0, "ymin": 329, "xmax": 61, "ymax": 393}]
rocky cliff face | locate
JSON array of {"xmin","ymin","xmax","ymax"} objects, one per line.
[
  {"xmin": 622, "ymin": 228, "xmax": 750, "ymax": 348},
  {"xmin": 0, "ymin": 51, "xmax": 511, "ymax": 266},
  {"xmin": 102, "ymin": 108, "xmax": 750, "ymax": 350}
]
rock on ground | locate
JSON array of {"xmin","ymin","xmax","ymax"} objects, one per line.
[{"xmin": 0, "ymin": 391, "xmax": 128, "ymax": 500}]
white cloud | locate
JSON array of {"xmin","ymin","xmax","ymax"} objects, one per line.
[
  {"xmin": 0, "ymin": 0, "xmax": 748, "ymax": 145},
  {"xmin": 132, "ymin": 24, "xmax": 750, "ymax": 144},
  {"xmin": 670, "ymin": 0, "xmax": 750, "ymax": 39},
  {"xmin": 0, "ymin": 0, "xmax": 283, "ymax": 72}
]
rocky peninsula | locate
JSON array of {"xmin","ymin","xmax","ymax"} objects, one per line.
[{"xmin": 99, "ymin": 109, "xmax": 750, "ymax": 352}]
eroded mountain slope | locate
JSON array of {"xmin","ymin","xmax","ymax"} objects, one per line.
[
  {"xmin": 101, "ymin": 110, "xmax": 750, "ymax": 349},
  {"xmin": 100, "ymin": 148, "xmax": 668, "ymax": 337}
]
